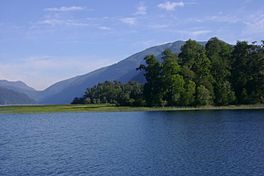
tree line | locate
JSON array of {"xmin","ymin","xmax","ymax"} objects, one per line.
[
  {"xmin": 72, "ymin": 37, "xmax": 264, "ymax": 106},
  {"xmin": 72, "ymin": 81, "xmax": 144, "ymax": 106}
]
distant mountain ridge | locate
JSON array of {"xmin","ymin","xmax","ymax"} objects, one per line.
[
  {"xmin": 0, "ymin": 80, "xmax": 39, "ymax": 100},
  {"xmin": 0, "ymin": 87, "xmax": 35, "ymax": 105},
  {"xmin": 0, "ymin": 40, "xmax": 205, "ymax": 104},
  {"xmin": 38, "ymin": 40, "xmax": 191, "ymax": 104}
]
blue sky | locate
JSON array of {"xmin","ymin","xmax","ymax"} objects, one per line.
[{"xmin": 0, "ymin": 0, "xmax": 263, "ymax": 90}]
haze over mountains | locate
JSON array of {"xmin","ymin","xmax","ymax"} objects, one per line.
[
  {"xmin": 0, "ymin": 83, "xmax": 36, "ymax": 105},
  {"xmin": 0, "ymin": 40, "xmax": 198, "ymax": 104},
  {"xmin": 0, "ymin": 80, "xmax": 37, "ymax": 105}
]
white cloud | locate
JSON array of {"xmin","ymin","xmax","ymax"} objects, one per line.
[
  {"xmin": 158, "ymin": 1, "xmax": 184, "ymax": 11},
  {"xmin": 39, "ymin": 6, "xmax": 93, "ymax": 27},
  {"xmin": 148, "ymin": 24, "xmax": 170, "ymax": 29},
  {"xmin": 0, "ymin": 56, "xmax": 116, "ymax": 90},
  {"xmin": 133, "ymin": 40, "xmax": 160, "ymax": 49},
  {"xmin": 98, "ymin": 26, "xmax": 112, "ymax": 31},
  {"xmin": 39, "ymin": 18, "xmax": 92, "ymax": 27},
  {"xmin": 244, "ymin": 12, "xmax": 264, "ymax": 34},
  {"xmin": 194, "ymin": 15, "xmax": 240, "ymax": 23},
  {"xmin": 40, "ymin": 19, "xmax": 63, "ymax": 26},
  {"xmin": 44, "ymin": 6, "xmax": 86, "ymax": 12},
  {"xmin": 189, "ymin": 30, "xmax": 211, "ymax": 36},
  {"xmin": 135, "ymin": 3, "xmax": 147, "ymax": 15},
  {"xmin": 120, "ymin": 17, "xmax": 137, "ymax": 25},
  {"xmin": 192, "ymin": 11, "xmax": 264, "ymax": 35}
]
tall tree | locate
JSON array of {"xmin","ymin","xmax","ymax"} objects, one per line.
[
  {"xmin": 252, "ymin": 42, "xmax": 264, "ymax": 103},
  {"xmin": 243, "ymin": 42, "xmax": 264, "ymax": 103},
  {"xmin": 73, "ymin": 38, "xmax": 264, "ymax": 107},
  {"xmin": 179, "ymin": 39, "xmax": 214, "ymax": 105},
  {"xmin": 137, "ymin": 55, "xmax": 164, "ymax": 106},
  {"xmin": 196, "ymin": 85, "xmax": 212, "ymax": 105},
  {"xmin": 231, "ymin": 41, "xmax": 252, "ymax": 104},
  {"xmin": 206, "ymin": 37, "xmax": 235, "ymax": 105},
  {"xmin": 181, "ymin": 80, "xmax": 196, "ymax": 106},
  {"xmin": 161, "ymin": 49, "xmax": 185, "ymax": 105}
]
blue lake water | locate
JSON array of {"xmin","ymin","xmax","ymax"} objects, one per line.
[{"xmin": 0, "ymin": 110, "xmax": 264, "ymax": 176}]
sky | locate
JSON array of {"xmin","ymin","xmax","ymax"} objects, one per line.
[{"xmin": 0, "ymin": 0, "xmax": 263, "ymax": 90}]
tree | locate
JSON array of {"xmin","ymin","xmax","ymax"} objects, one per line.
[
  {"xmin": 245, "ymin": 42, "xmax": 264, "ymax": 103},
  {"xmin": 161, "ymin": 49, "xmax": 185, "ymax": 105},
  {"xmin": 179, "ymin": 39, "xmax": 214, "ymax": 102},
  {"xmin": 72, "ymin": 81, "xmax": 144, "ymax": 106},
  {"xmin": 206, "ymin": 37, "xmax": 235, "ymax": 105},
  {"xmin": 196, "ymin": 85, "xmax": 212, "ymax": 105},
  {"xmin": 73, "ymin": 38, "xmax": 264, "ymax": 107},
  {"xmin": 181, "ymin": 80, "xmax": 196, "ymax": 106},
  {"xmin": 230, "ymin": 41, "xmax": 264, "ymax": 104},
  {"xmin": 72, "ymin": 97, "xmax": 84, "ymax": 104},
  {"xmin": 118, "ymin": 81, "xmax": 145, "ymax": 106},
  {"xmin": 138, "ymin": 55, "xmax": 164, "ymax": 106},
  {"xmin": 169, "ymin": 75, "xmax": 185, "ymax": 105},
  {"xmin": 179, "ymin": 40, "xmax": 200, "ymax": 69},
  {"xmin": 231, "ymin": 41, "xmax": 250, "ymax": 103}
]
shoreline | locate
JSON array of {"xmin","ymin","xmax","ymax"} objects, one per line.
[{"xmin": 0, "ymin": 104, "xmax": 264, "ymax": 114}]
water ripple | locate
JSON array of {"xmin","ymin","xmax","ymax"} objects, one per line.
[{"xmin": 0, "ymin": 110, "xmax": 264, "ymax": 176}]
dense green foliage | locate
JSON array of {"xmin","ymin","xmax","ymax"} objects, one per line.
[
  {"xmin": 72, "ymin": 81, "xmax": 144, "ymax": 106},
  {"xmin": 206, "ymin": 37, "xmax": 235, "ymax": 105},
  {"xmin": 137, "ymin": 55, "xmax": 163, "ymax": 106},
  {"xmin": 73, "ymin": 38, "xmax": 264, "ymax": 107},
  {"xmin": 231, "ymin": 41, "xmax": 264, "ymax": 104}
]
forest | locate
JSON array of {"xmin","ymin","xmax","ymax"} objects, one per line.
[{"xmin": 72, "ymin": 38, "xmax": 264, "ymax": 107}]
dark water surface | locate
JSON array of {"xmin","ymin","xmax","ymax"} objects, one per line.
[{"xmin": 0, "ymin": 110, "xmax": 264, "ymax": 176}]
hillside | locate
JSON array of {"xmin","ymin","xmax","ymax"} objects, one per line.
[
  {"xmin": 0, "ymin": 40, "xmax": 206, "ymax": 104},
  {"xmin": 38, "ymin": 40, "xmax": 188, "ymax": 104},
  {"xmin": 0, "ymin": 87, "xmax": 35, "ymax": 105},
  {"xmin": 0, "ymin": 80, "xmax": 39, "ymax": 101}
]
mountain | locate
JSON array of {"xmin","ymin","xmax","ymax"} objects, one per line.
[
  {"xmin": 38, "ymin": 40, "xmax": 188, "ymax": 104},
  {"xmin": 0, "ymin": 80, "xmax": 39, "ymax": 101},
  {"xmin": 0, "ymin": 87, "xmax": 35, "ymax": 105},
  {"xmin": 0, "ymin": 40, "xmax": 205, "ymax": 104}
]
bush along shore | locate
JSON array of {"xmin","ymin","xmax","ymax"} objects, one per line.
[{"xmin": 72, "ymin": 38, "xmax": 264, "ymax": 107}]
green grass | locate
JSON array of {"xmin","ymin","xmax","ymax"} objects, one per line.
[{"xmin": 0, "ymin": 104, "xmax": 263, "ymax": 114}]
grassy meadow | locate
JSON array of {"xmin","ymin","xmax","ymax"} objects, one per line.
[{"xmin": 0, "ymin": 104, "xmax": 263, "ymax": 114}]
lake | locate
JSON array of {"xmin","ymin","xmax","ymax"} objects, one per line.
[{"xmin": 0, "ymin": 110, "xmax": 264, "ymax": 176}]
